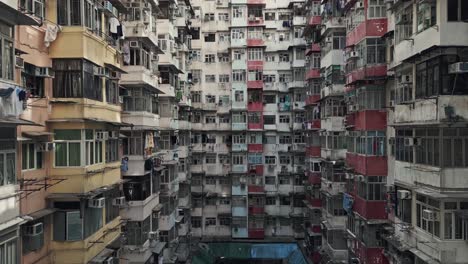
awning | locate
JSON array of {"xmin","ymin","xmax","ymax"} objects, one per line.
[
  {"xmin": 152, "ymin": 241, "xmax": 167, "ymax": 254},
  {"xmin": 17, "ymin": 136, "xmax": 32, "ymax": 141},
  {"xmin": 27, "ymin": 208, "xmax": 57, "ymax": 220},
  {"xmin": 0, "ymin": 2, "xmax": 40, "ymax": 25},
  {"xmin": 23, "ymin": 131, "xmax": 54, "ymax": 137},
  {"xmin": 0, "ymin": 217, "xmax": 28, "ymax": 231},
  {"xmin": 409, "ymin": 248, "xmax": 440, "ymax": 264},
  {"xmin": 104, "ymin": 63, "xmax": 127, "ymax": 74},
  {"xmin": 0, "ymin": 117, "xmax": 42, "ymax": 126},
  {"xmin": 47, "ymin": 118, "xmax": 133, "ymax": 127}
]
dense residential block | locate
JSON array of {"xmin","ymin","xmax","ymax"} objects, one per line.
[{"xmin": 1, "ymin": 0, "xmax": 468, "ymax": 263}]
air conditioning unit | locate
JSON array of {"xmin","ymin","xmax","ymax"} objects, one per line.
[
  {"xmin": 396, "ymin": 14, "xmax": 409, "ymax": 25},
  {"xmin": 109, "ymin": 131, "xmax": 119, "ymax": 138},
  {"xmin": 325, "ymin": 36, "xmax": 332, "ymax": 43},
  {"xmin": 88, "ymin": 197, "xmax": 106, "ymax": 208},
  {"xmin": 389, "ymin": 100, "xmax": 395, "ymax": 107},
  {"xmin": 349, "ymin": 51, "xmax": 359, "ymax": 58},
  {"xmin": 143, "ymin": 14, "xmax": 150, "ymax": 24},
  {"xmin": 422, "ymin": 209, "xmax": 439, "ymax": 221},
  {"xmin": 388, "ymin": 137, "xmax": 395, "ymax": 145},
  {"xmin": 239, "ymin": 178, "xmax": 247, "ymax": 184},
  {"xmin": 36, "ymin": 67, "xmax": 55, "ymax": 78},
  {"xmin": 129, "ymin": 41, "xmax": 140, "ymax": 48},
  {"xmin": 15, "ymin": 56, "xmax": 24, "ymax": 68},
  {"xmin": 356, "ymin": 1, "xmax": 364, "ymax": 8},
  {"xmin": 404, "ymin": 137, "xmax": 414, "ymax": 146},
  {"xmin": 105, "ymin": 257, "xmax": 115, "ymax": 264},
  {"xmin": 37, "ymin": 142, "xmax": 55, "ymax": 152},
  {"xmin": 24, "ymin": 223, "xmax": 44, "ymax": 236},
  {"xmin": 152, "ymin": 53, "xmax": 159, "ymax": 61},
  {"xmin": 112, "ymin": 197, "xmax": 126, "ymax": 206},
  {"xmin": 119, "ymin": 96, "xmax": 124, "ymax": 103},
  {"xmin": 448, "ymin": 62, "xmax": 468, "ymax": 74},
  {"xmin": 397, "ymin": 190, "xmax": 411, "ymax": 200},
  {"xmin": 386, "ymin": 185, "xmax": 395, "ymax": 192},
  {"xmin": 110, "ymin": 71, "xmax": 121, "ymax": 80},
  {"xmin": 148, "ymin": 231, "xmax": 159, "ymax": 240},
  {"xmin": 96, "ymin": 131, "xmax": 109, "ymax": 141},
  {"xmin": 400, "ymin": 74, "xmax": 412, "ymax": 84},
  {"xmin": 94, "ymin": 67, "xmax": 109, "ymax": 77}
]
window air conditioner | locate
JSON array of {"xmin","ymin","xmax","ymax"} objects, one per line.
[{"xmin": 88, "ymin": 197, "xmax": 106, "ymax": 208}]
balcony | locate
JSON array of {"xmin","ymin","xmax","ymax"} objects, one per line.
[
  {"xmin": 232, "ymin": 123, "xmax": 247, "ymax": 131},
  {"xmin": 307, "ymin": 171, "xmax": 321, "ymax": 185},
  {"xmin": 232, "ymin": 184, "xmax": 248, "ymax": 196},
  {"xmin": 394, "ymin": 95, "xmax": 468, "ymax": 125},
  {"xmin": 321, "ymin": 17, "xmax": 346, "ymax": 35},
  {"xmin": 306, "ymin": 120, "xmax": 321, "ymax": 130},
  {"xmin": 305, "ymin": 95, "xmax": 320, "ymax": 106},
  {"xmin": 247, "ymin": 60, "xmax": 264, "ymax": 70},
  {"xmin": 288, "ymin": 81, "xmax": 305, "ymax": 90},
  {"xmin": 321, "ymin": 179, "xmax": 346, "ymax": 196},
  {"xmin": 50, "ymin": 27, "xmax": 121, "ymax": 68},
  {"xmin": 293, "ymin": 16, "xmax": 306, "ymax": 26},
  {"xmin": 248, "ymin": 229, "xmax": 265, "ymax": 239},
  {"xmin": 247, "ymin": 80, "xmax": 263, "ymax": 89},
  {"xmin": 247, "ymin": 17, "xmax": 264, "ymax": 26},
  {"xmin": 232, "ymin": 59, "xmax": 247, "ymax": 70},
  {"xmin": 346, "ymin": 19, "xmax": 387, "ymax": 47},
  {"xmin": 306, "ymin": 69, "xmax": 320, "ymax": 80},
  {"xmin": 121, "ymin": 111, "xmax": 159, "ymax": 129},
  {"xmin": 123, "ymin": 21, "xmax": 158, "ymax": 46},
  {"xmin": 305, "ymin": 197, "xmax": 321, "ymax": 209},
  {"xmin": 248, "ymin": 144, "xmax": 263, "ymax": 153},
  {"xmin": 346, "ymin": 153, "xmax": 387, "ymax": 176},
  {"xmin": 248, "ymin": 185, "xmax": 264, "ymax": 194},
  {"xmin": 278, "ymin": 184, "xmax": 293, "ymax": 195},
  {"xmin": 321, "ymin": 148, "xmax": 347, "ymax": 161},
  {"xmin": 352, "ymin": 195, "xmax": 387, "ymax": 220},
  {"xmin": 307, "ymin": 15, "xmax": 321, "ymax": 27},
  {"xmin": 121, "ymin": 193, "xmax": 159, "ymax": 222},
  {"xmin": 346, "ymin": 64, "xmax": 387, "ymax": 85},
  {"xmin": 247, "ymin": 38, "xmax": 265, "ymax": 47},
  {"xmin": 232, "ymin": 227, "xmax": 248, "ymax": 238},
  {"xmin": 305, "ymin": 43, "xmax": 321, "ymax": 55},
  {"xmin": 321, "ymin": 50, "xmax": 345, "ymax": 69},
  {"xmin": 247, "ymin": 101, "xmax": 263, "ymax": 112},
  {"xmin": 248, "ymin": 122, "xmax": 263, "ymax": 130},
  {"xmin": 232, "ymin": 164, "xmax": 248, "ymax": 173},
  {"xmin": 321, "ymin": 116, "xmax": 345, "ymax": 131},
  {"xmin": 232, "ymin": 143, "xmax": 248, "ymax": 152},
  {"xmin": 321, "ymin": 241, "xmax": 348, "ymax": 264},
  {"xmin": 232, "ymin": 205, "xmax": 248, "ymax": 217},
  {"xmin": 248, "ymin": 206, "xmax": 265, "ymax": 215}
]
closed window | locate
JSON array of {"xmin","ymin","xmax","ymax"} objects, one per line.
[
  {"xmin": 22, "ymin": 143, "xmax": 43, "ymax": 170},
  {"xmin": 416, "ymin": 0, "xmax": 436, "ymax": 32},
  {"xmin": 367, "ymin": 0, "xmax": 386, "ymax": 18},
  {"xmin": 205, "ymin": 74, "xmax": 216, "ymax": 83},
  {"xmin": 205, "ymin": 217, "xmax": 216, "ymax": 226},
  {"xmin": 447, "ymin": 0, "xmax": 468, "ymax": 22},
  {"xmin": 265, "ymin": 156, "xmax": 276, "ymax": 164}
]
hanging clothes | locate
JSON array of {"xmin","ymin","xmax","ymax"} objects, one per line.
[
  {"xmin": 109, "ymin": 17, "xmax": 120, "ymax": 34},
  {"xmin": 0, "ymin": 87, "xmax": 14, "ymax": 97},
  {"xmin": 123, "ymin": 41, "xmax": 130, "ymax": 65},
  {"xmin": 44, "ymin": 23, "xmax": 61, "ymax": 47}
]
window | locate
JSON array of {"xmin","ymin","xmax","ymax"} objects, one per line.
[
  {"xmin": 332, "ymin": 32, "xmax": 346, "ymax": 50},
  {"xmin": 233, "ymin": 134, "xmax": 245, "ymax": 144},
  {"xmin": 263, "ymin": 115, "xmax": 275, "ymax": 125},
  {"xmin": 1, "ymin": 232, "xmax": 17, "ymax": 262},
  {"xmin": 219, "ymin": 53, "xmax": 230, "ymax": 62},
  {"xmin": 192, "ymin": 217, "xmax": 201, "ymax": 228},
  {"xmin": 248, "ymin": 48, "xmax": 263, "ymax": 61},
  {"xmin": 234, "ymin": 91, "xmax": 244, "ymax": 102},
  {"xmin": 279, "ymin": 53, "xmax": 290, "ymax": 62},
  {"xmin": 205, "ymin": 217, "xmax": 216, "ymax": 226},
  {"xmin": 204, "ymin": 33, "xmax": 216, "ymax": 42},
  {"xmin": 219, "ymin": 217, "xmax": 231, "ymax": 226},
  {"xmin": 218, "ymin": 13, "xmax": 229, "ymax": 21},
  {"xmin": 263, "ymin": 94, "xmax": 276, "ymax": 104},
  {"xmin": 444, "ymin": 201, "xmax": 468, "ymax": 240},
  {"xmin": 205, "ymin": 154, "xmax": 217, "ymax": 164},
  {"xmin": 205, "ymin": 54, "xmax": 216, "ymax": 63},
  {"xmin": 21, "ymin": 63, "xmax": 46, "ymax": 97},
  {"xmin": 191, "ymin": 91, "xmax": 201, "ymax": 103},
  {"xmin": 233, "ymin": 70, "xmax": 246, "ymax": 82},
  {"xmin": 248, "ymin": 70, "xmax": 262, "ymax": 81},
  {"xmin": 365, "ymin": 38, "xmax": 386, "ymax": 65},
  {"xmin": 447, "ymin": 0, "xmax": 468, "ymax": 22},
  {"xmin": 219, "ymin": 74, "xmax": 230, "ymax": 83},
  {"xmin": 53, "ymin": 59, "xmax": 103, "ymax": 101},
  {"xmin": 265, "ymin": 156, "xmax": 276, "ymax": 164},
  {"xmin": 84, "ymin": 130, "xmax": 103, "ymax": 165},
  {"xmin": 231, "ymin": 28, "xmax": 245, "ymax": 39},
  {"xmin": 415, "ymin": 55, "xmax": 468, "ymax": 98},
  {"xmin": 57, "ymin": 0, "xmax": 83, "ymax": 26},
  {"xmin": 219, "ymin": 178, "xmax": 230, "ymax": 185},
  {"xmin": 265, "ymin": 12, "xmax": 275, "ymax": 20},
  {"xmin": 191, "ymin": 70, "xmax": 201, "ymax": 83},
  {"xmin": 205, "ymin": 74, "xmax": 216, "ymax": 83},
  {"xmin": 367, "ymin": 0, "xmax": 385, "ymax": 18},
  {"xmin": 232, "ymin": 113, "xmax": 246, "ymax": 123},
  {"xmin": 280, "ymin": 196, "xmax": 290, "ymax": 205},
  {"xmin": 233, "ymin": 50, "xmax": 242, "ymax": 60},
  {"xmin": 189, "ymin": 50, "xmax": 201, "ymax": 61},
  {"xmin": 279, "ymin": 115, "xmax": 290, "ymax": 123},
  {"xmin": 263, "ymin": 75, "xmax": 276, "ymax": 83},
  {"xmin": 416, "ymin": 0, "xmax": 436, "ymax": 32},
  {"xmin": 279, "ymin": 135, "xmax": 291, "ymax": 144},
  {"xmin": 204, "ymin": 13, "xmax": 215, "ymax": 21},
  {"xmin": 265, "ymin": 177, "xmax": 276, "ymax": 185},
  {"xmin": 347, "ymin": 131, "xmax": 386, "ymax": 156},
  {"xmin": 264, "ymin": 54, "xmax": 275, "ymax": 62},
  {"xmin": 416, "ymin": 194, "xmax": 440, "ymax": 237},
  {"xmin": 232, "ymin": 154, "xmax": 244, "ymax": 165},
  {"xmin": 54, "ymin": 130, "xmax": 82, "ymax": 167},
  {"xmin": 20, "ymin": 0, "xmax": 45, "ymax": 18},
  {"xmin": 357, "ymin": 176, "xmax": 385, "ymax": 201},
  {"xmin": 394, "ymin": 129, "xmax": 414, "ymax": 163},
  {"xmin": 205, "ymin": 95, "xmax": 216, "ymax": 103},
  {"xmin": 22, "ymin": 143, "xmax": 42, "ymax": 170},
  {"xmin": 279, "ymin": 155, "xmax": 290, "ymax": 164},
  {"xmin": 233, "ymin": 6, "xmax": 244, "ymax": 18}
]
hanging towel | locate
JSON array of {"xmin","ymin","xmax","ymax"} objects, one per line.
[
  {"xmin": 44, "ymin": 23, "xmax": 61, "ymax": 47},
  {"xmin": 109, "ymin": 17, "xmax": 120, "ymax": 34},
  {"xmin": 123, "ymin": 41, "xmax": 130, "ymax": 65}
]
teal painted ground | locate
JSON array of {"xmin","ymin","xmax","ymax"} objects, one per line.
[{"xmin": 192, "ymin": 243, "xmax": 307, "ymax": 264}]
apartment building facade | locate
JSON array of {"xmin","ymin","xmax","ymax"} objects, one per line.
[
  {"xmin": 188, "ymin": 0, "xmax": 309, "ymax": 241},
  {"xmin": 0, "ymin": 0, "xmax": 192, "ymax": 263},
  {"xmin": 301, "ymin": 0, "xmax": 468, "ymax": 264}
]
